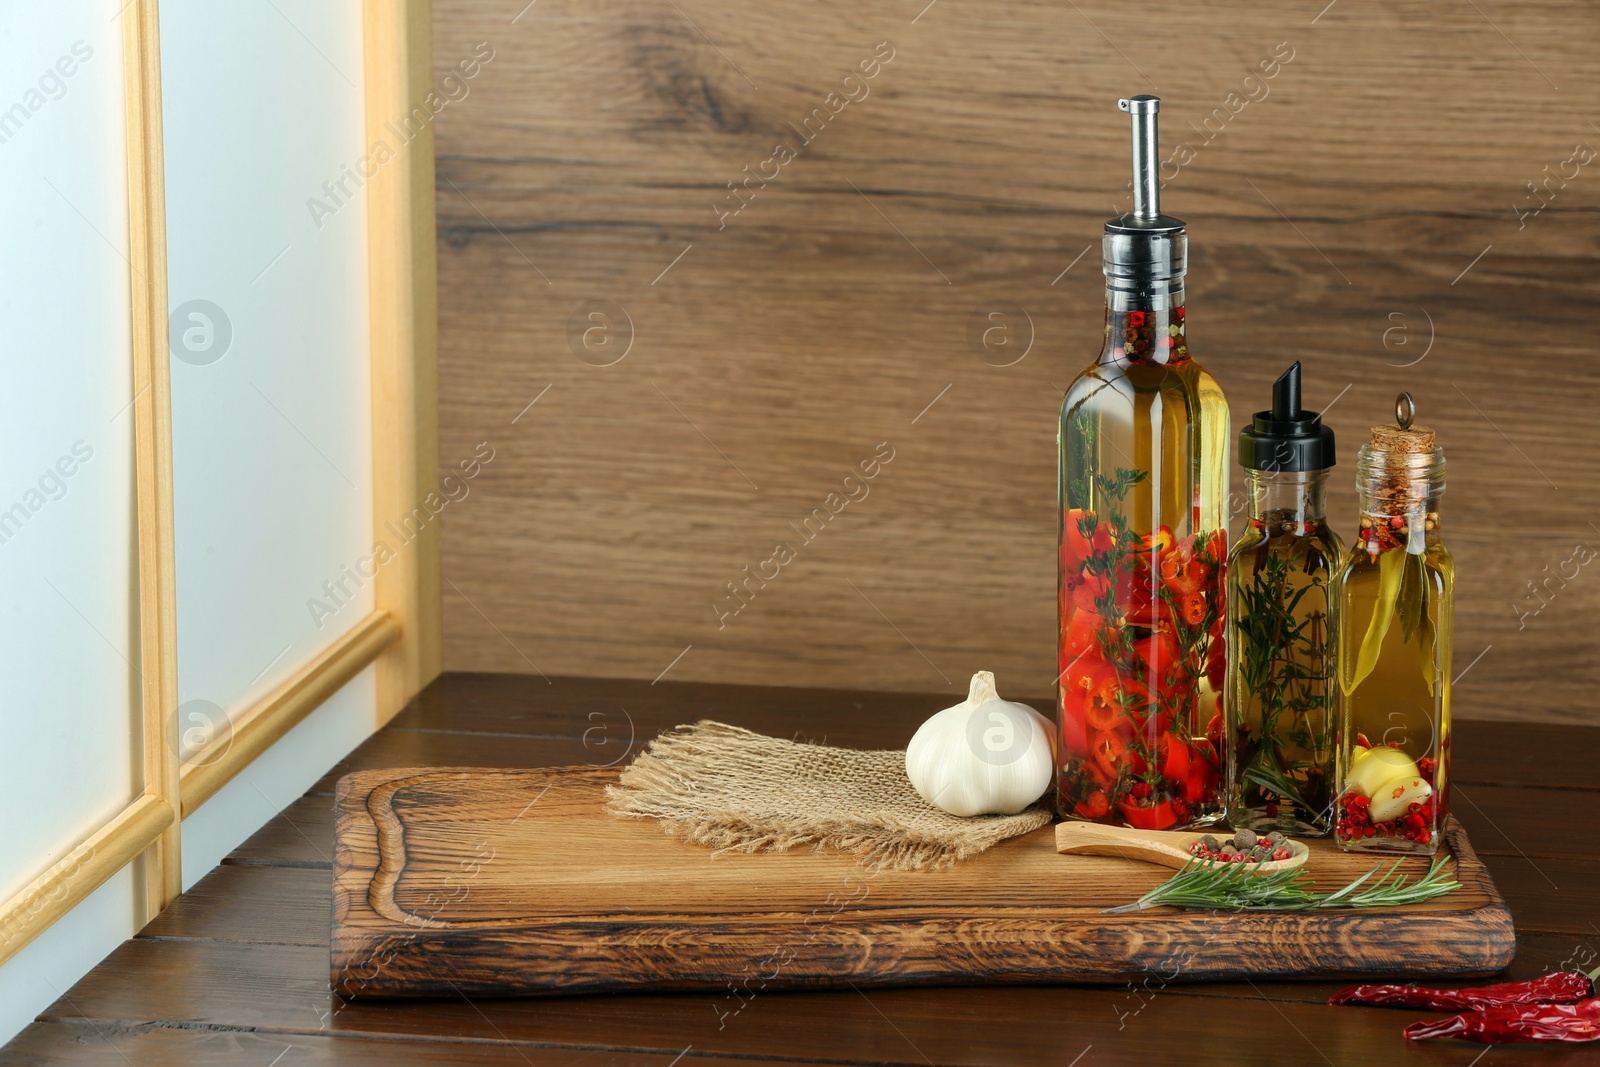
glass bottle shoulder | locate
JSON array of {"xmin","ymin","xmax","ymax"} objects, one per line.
[
  {"xmin": 1059, "ymin": 358, "xmax": 1133, "ymax": 422},
  {"xmin": 1337, "ymin": 540, "xmax": 1454, "ymax": 582},
  {"xmin": 1060, "ymin": 353, "xmax": 1212, "ymax": 419},
  {"xmin": 1229, "ymin": 524, "xmax": 1346, "ymax": 578}
]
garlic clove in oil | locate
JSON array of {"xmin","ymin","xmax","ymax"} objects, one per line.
[
  {"xmin": 904, "ymin": 671, "xmax": 1055, "ymax": 817},
  {"xmin": 1345, "ymin": 745, "xmax": 1421, "ymax": 800}
]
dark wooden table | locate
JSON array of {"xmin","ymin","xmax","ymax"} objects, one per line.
[{"xmin": 7, "ymin": 674, "xmax": 1598, "ymax": 1065}]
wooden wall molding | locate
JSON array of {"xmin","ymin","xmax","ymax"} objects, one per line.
[
  {"xmin": 124, "ymin": 0, "xmax": 182, "ymax": 921},
  {"xmin": 0, "ymin": 796, "xmax": 172, "ymax": 967},
  {"xmin": 365, "ymin": 0, "xmax": 443, "ymax": 725},
  {"xmin": 179, "ymin": 611, "xmax": 400, "ymax": 817}
]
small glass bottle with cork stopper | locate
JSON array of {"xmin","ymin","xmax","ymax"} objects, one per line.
[
  {"xmin": 1334, "ymin": 393, "xmax": 1453, "ymax": 855},
  {"xmin": 1225, "ymin": 362, "xmax": 1343, "ymax": 837}
]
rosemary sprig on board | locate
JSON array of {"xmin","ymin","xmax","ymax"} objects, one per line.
[{"xmin": 1105, "ymin": 856, "xmax": 1460, "ymax": 914}]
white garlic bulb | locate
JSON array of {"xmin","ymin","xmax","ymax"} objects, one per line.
[{"xmin": 905, "ymin": 671, "xmax": 1056, "ymax": 817}]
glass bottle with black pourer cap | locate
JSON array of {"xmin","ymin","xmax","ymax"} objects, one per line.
[
  {"xmin": 1056, "ymin": 95, "xmax": 1230, "ymax": 831},
  {"xmin": 1225, "ymin": 362, "xmax": 1343, "ymax": 836}
]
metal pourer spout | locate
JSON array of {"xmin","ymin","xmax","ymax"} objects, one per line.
[
  {"xmin": 1103, "ymin": 94, "xmax": 1184, "ymax": 308},
  {"xmin": 1119, "ymin": 95, "xmax": 1161, "ymax": 221}
]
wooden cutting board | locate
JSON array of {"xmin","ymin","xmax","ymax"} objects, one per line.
[{"xmin": 331, "ymin": 766, "xmax": 1515, "ymax": 998}]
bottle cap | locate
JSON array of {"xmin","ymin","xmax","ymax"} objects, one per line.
[
  {"xmin": 1368, "ymin": 392, "xmax": 1435, "ymax": 453},
  {"xmin": 1238, "ymin": 362, "xmax": 1337, "ymax": 472},
  {"xmin": 1103, "ymin": 95, "xmax": 1186, "ymax": 304}
]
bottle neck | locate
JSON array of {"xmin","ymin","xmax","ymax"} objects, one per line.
[
  {"xmin": 1247, "ymin": 469, "xmax": 1331, "ymax": 525},
  {"xmin": 1099, "ymin": 298, "xmax": 1188, "ymax": 366},
  {"xmin": 1355, "ymin": 444, "xmax": 1445, "ymax": 551},
  {"xmin": 1355, "ymin": 445, "xmax": 1445, "ymax": 519}
]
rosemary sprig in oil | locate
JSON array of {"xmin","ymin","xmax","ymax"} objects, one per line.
[
  {"xmin": 1105, "ymin": 856, "xmax": 1460, "ymax": 914},
  {"xmin": 1233, "ymin": 545, "xmax": 1336, "ymax": 830}
]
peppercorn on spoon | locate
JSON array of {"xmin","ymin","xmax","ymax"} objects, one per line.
[{"xmin": 1055, "ymin": 821, "xmax": 1309, "ymax": 873}]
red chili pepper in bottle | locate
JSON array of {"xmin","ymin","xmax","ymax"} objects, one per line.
[
  {"xmin": 1073, "ymin": 789, "xmax": 1110, "ymax": 819},
  {"xmin": 1177, "ymin": 592, "xmax": 1207, "ymax": 627},
  {"xmin": 1117, "ymin": 798, "xmax": 1179, "ymax": 830},
  {"xmin": 1091, "ymin": 730, "xmax": 1135, "ymax": 778},
  {"xmin": 1404, "ymin": 998, "xmax": 1600, "ymax": 1044},
  {"xmin": 1331, "ymin": 970, "xmax": 1595, "ymax": 1011}
]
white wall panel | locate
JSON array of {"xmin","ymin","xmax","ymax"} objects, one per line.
[
  {"xmin": 0, "ymin": 1, "xmax": 136, "ymax": 903},
  {"xmin": 0, "ymin": 869, "xmax": 136, "ymax": 1046},
  {"xmin": 180, "ymin": 666, "xmax": 374, "ymax": 884},
  {"xmin": 162, "ymin": 0, "xmax": 374, "ymax": 744},
  {"xmin": 0, "ymin": 0, "xmax": 141, "ymax": 1046}
]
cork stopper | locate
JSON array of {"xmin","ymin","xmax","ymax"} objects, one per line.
[{"xmin": 1369, "ymin": 423, "xmax": 1435, "ymax": 453}]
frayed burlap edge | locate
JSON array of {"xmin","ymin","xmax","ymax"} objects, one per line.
[{"xmin": 605, "ymin": 720, "xmax": 1053, "ymax": 871}]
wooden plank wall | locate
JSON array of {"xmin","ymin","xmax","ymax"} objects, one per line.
[{"xmin": 431, "ymin": 0, "xmax": 1600, "ymax": 724}]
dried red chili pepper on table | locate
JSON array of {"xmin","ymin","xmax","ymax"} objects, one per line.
[
  {"xmin": 1330, "ymin": 970, "xmax": 1595, "ymax": 1011},
  {"xmin": 1404, "ymin": 998, "xmax": 1600, "ymax": 1044}
]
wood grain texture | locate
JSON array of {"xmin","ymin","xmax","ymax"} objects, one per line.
[
  {"xmin": 390, "ymin": 671, "xmax": 1600, "ymax": 788},
  {"xmin": 0, "ymin": 1023, "xmax": 767, "ymax": 1067},
  {"xmin": 225, "ymin": 795, "xmax": 335, "ymax": 868},
  {"xmin": 216, "ymin": 729, "xmax": 1600, "ymax": 883},
  {"xmin": 307, "ymin": 728, "xmax": 594, "ymax": 795},
  {"xmin": 431, "ymin": 2, "xmax": 1600, "ymax": 725},
  {"xmin": 1479, "ymin": 856, "xmax": 1600, "ymax": 937},
  {"xmin": 139, "ymin": 864, "xmax": 328, "ymax": 946},
  {"xmin": 330, "ymin": 764, "xmax": 1513, "ymax": 997},
  {"xmin": 37, "ymin": 936, "xmax": 1551, "ymax": 1067},
  {"xmin": 10, "ymin": 672, "xmax": 1600, "ymax": 1066},
  {"xmin": 155, "ymin": 827, "xmax": 1600, "ymax": 955}
]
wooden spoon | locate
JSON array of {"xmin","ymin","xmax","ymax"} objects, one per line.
[{"xmin": 1055, "ymin": 821, "xmax": 1310, "ymax": 874}]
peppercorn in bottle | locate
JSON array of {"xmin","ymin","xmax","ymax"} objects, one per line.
[
  {"xmin": 1225, "ymin": 363, "xmax": 1342, "ymax": 837},
  {"xmin": 1334, "ymin": 394, "xmax": 1453, "ymax": 855}
]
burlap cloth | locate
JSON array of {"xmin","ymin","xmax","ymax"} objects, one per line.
[{"xmin": 605, "ymin": 720, "xmax": 1053, "ymax": 871}]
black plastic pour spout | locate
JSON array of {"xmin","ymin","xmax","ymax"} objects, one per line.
[{"xmin": 1238, "ymin": 362, "xmax": 1337, "ymax": 472}]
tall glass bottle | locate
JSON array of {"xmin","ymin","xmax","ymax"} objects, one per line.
[
  {"xmin": 1056, "ymin": 96, "xmax": 1230, "ymax": 830},
  {"xmin": 1225, "ymin": 363, "xmax": 1342, "ymax": 837},
  {"xmin": 1334, "ymin": 395, "xmax": 1453, "ymax": 855}
]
